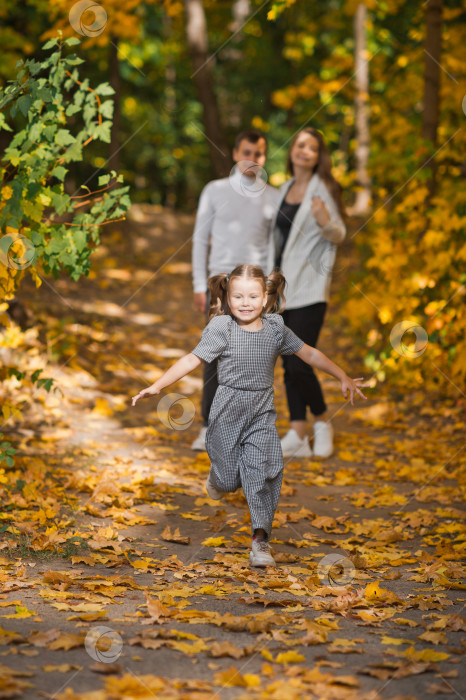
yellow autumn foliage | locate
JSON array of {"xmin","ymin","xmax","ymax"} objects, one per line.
[{"xmin": 340, "ymin": 11, "xmax": 466, "ymax": 394}]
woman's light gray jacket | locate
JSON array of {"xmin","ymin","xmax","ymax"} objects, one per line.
[{"xmin": 268, "ymin": 173, "xmax": 346, "ymax": 309}]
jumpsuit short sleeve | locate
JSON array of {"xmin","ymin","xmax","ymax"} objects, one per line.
[
  {"xmin": 265, "ymin": 314, "xmax": 304, "ymax": 355},
  {"xmin": 191, "ymin": 315, "xmax": 232, "ymax": 363}
]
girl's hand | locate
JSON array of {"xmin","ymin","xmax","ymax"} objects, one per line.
[
  {"xmin": 311, "ymin": 196, "xmax": 330, "ymax": 227},
  {"xmin": 131, "ymin": 385, "xmax": 160, "ymax": 406},
  {"xmin": 341, "ymin": 377, "xmax": 368, "ymax": 406}
]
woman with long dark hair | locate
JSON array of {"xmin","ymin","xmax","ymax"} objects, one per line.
[{"xmin": 272, "ymin": 127, "xmax": 346, "ymax": 458}]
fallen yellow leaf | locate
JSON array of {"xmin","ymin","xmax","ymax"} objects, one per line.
[
  {"xmin": 202, "ymin": 536, "xmax": 228, "ymax": 547},
  {"xmin": 275, "ymin": 651, "xmax": 305, "ymax": 664}
]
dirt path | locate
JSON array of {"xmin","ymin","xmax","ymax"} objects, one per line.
[{"xmin": 1, "ymin": 206, "xmax": 464, "ymax": 700}]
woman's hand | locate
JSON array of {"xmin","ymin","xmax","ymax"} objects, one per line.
[
  {"xmin": 131, "ymin": 385, "xmax": 160, "ymax": 406},
  {"xmin": 311, "ymin": 196, "xmax": 330, "ymax": 227},
  {"xmin": 340, "ymin": 377, "xmax": 368, "ymax": 406}
]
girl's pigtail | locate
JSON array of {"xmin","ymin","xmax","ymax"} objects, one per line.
[
  {"xmin": 265, "ymin": 268, "xmax": 286, "ymax": 313},
  {"xmin": 208, "ymin": 274, "xmax": 230, "ymax": 319}
]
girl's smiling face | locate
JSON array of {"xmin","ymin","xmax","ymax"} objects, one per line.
[{"xmin": 227, "ymin": 277, "xmax": 268, "ymax": 328}]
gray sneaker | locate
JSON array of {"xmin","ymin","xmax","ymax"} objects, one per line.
[
  {"xmin": 191, "ymin": 426, "xmax": 207, "ymax": 451},
  {"xmin": 249, "ymin": 538, "xmax": 275, "ymax": 567}
]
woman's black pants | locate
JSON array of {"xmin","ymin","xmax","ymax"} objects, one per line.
[{"xmin": 281, "ymin": 302, "xmax": 327, "ymax": 421}]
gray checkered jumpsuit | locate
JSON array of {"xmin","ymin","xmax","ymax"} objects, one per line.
[{"xmin": 192, "ymin": 314, "xmax": 304, "ymax": 538}]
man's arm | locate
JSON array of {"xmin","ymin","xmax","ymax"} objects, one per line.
[{"xmin": 192, "ymin": 184, "xmax": 215, "ymax": 310}]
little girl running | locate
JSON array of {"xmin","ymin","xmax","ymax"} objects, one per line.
[{"xmin": 132, "ymin": 264, "xmax": 367, "ymax": 568}]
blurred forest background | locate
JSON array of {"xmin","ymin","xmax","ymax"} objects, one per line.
[{"xmin": 1, "ymin": 0, "xmax": 463, "ymax": 208}]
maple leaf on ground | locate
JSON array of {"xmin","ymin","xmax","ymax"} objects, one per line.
[
  {"xmin": 417, "ymin": 630, "xmax": 448, "ymax": 645},
  {"xmin": 202, "ymin": 536, "xmax": 228, "ymax": 547},
  {"xmin": 3, "ymin": 604, "xmax": 37, "ymax": 619},
  {"xmin": 143, "ymin": 593, "xmax": 170, "ymax": 624},
  {"xmin": 0, "ymin": 674, "xmax": 34, "ymax": 696},
  {"xmin": 214, "ymin": 666, "xmax": 260, "ymax": 688},
  {"xmin": 209, "ymin": 641, "xmax": 245, "ymax": 659},
  {"xmin": 427, "ymin": 614, "xmax": 466, "ymax": 632},
  {"xmin": 402, "ymin": 647, "xmax": 450, "ymax": 663},
  {"xmin": 167, "ymin": 639, "xmax": 208, "ymax": 655},
  {"xmin": 48, "ymin": 633, "xmax": 85, "ymax": 651},
  {"xmin": 161, "ymin": 526, "xmax": 190, "ymax": 545},
  {"xmin": 327, "ymin": 638, "xmax": 365, "ymax": 654},
  {"xmin": 28, "ymin": 628, "xmax": 61, "ymax": 647},
  {"xmin": 364, "ymin": 581, "xmax": 404, "ymax": 606},
  {"xmin": 42, "ymin": 571, "xmax": 73, "ymax": 589},
  {"xmin": 275, "ymin": 651, "xmax": 305, "ymax": 663}
]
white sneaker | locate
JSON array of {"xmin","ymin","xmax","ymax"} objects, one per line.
[
  {"xmin": 249, "ymin": 539, "xmax": 275, "ymax": 567},
  {"xmin": 280, "ymin": 429, "xmax": 312, "ymax": 458},
  {"xmin": 313, "ymin": 421, "xmax": 334, "ymax": 458},
  {"xmin": 191, "ymin": 426, "xmax": 207, "ymax": 451},
  {"xmin": 205, "ymin": 475, "xmax": 223, "ymax": 500}
]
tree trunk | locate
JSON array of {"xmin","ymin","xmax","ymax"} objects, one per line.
[
  {"xmin": 416, "ymin": 0, "xmax": 443, "ymax": 237},
  {"xmin": 184, "ymin": 0, "xmax": 232, "ymax": 178},
  {"xmin": 229, "ymin": 0, "xmax": 251, "ymax": 40},
  {"xmin": 422, "ymin": 0, "xmax": 442, "ymax": 145},
  {"xmin": 352, "ymin": 3, "xmax": 371, "ymax": 215},
  {"xmin": 108, "ymin": 37, "xmax": 120, "ymax": 174}
]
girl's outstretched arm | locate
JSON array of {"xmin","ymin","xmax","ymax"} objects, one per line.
[
  {"xmin": 131, "ymin": 353, "xmax": 202, "ymax": 406},
  {"xmin": 295, "ymin": 344, "xmax": 368, "ymax": 406}
]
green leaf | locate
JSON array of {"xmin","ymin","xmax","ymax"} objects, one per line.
[
  {"xmin": 91, "ymin": 121, "xmax": 112, "ymax": 143},
  {"xmin": 99, "ymin": 100, "xmax": 114, "ymax": 119},
  {"xmin": 65, "ymin": 104, "xmax": 81, "ymax": 117},
  {"xmin": 37, "ymin": 378, "xmax": 54, "ymax": 392},
  {"xmin": 98, "ymin": 174, "xmax": 111, "ymax": 186},
  {"xmin": 42, "ymin": 38, "xmax": 59, "ymax": 51},
  {"xmin": 62, "ymin": 141, "xmax": 83, "ymax": 162},
  {"xmin": 17, "ymin": 95, "xmax": 32, "ymax": 117},
  {"xmin": 1, "ymin": 37, "xmax": 131, "ymax": 290},
  {"xmin": 0, "ymin": 114, "xmax": 13, "ymax": 132},
  {"xmin": 94, "ymin": 83, "xmax": 115, "ymax": 96},
  {"xmin": 55, "ymin": 129, "xmax": 75, "ymax": 147},
  {"xmin": 49, "ymin": 190, "xmax": 70, "ymax": 214},
  {"xmin": 23, "ymin": 199, "xmax": 44, "ymax": 223},
  {"xmin": 64, "ymin": 56, "xmax": 84, "ymax": 66},
  {"xmin": 29, "ymin": 123, "xmax": 43, "ymax": 143},
  {"xmin": 51, "ymin": 165, "xmax": 68, "ymax": 181}
]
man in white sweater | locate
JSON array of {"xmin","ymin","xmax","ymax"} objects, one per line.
[{"xmin": 191, "ymin": 129, "xmax": 278, "ymax": 450}]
